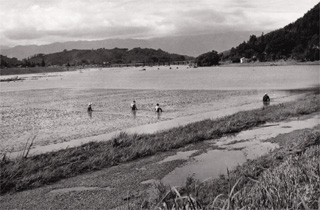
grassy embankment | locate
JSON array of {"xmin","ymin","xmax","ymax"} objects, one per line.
[
  {"xmin": 155, "ymin": 127, "xmax": 320, "ymax": 210},
  {"xmin": 1, "ymin": 92, "xmax": 319, "ymax": 195}
]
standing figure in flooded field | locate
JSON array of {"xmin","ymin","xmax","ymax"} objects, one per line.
[
  {"xmin": 87, "ymin": 102, "xmax": 93, "ymax": 112},
  {"xmin": 155, "ymin": 103, "xmax": 163, "ymax": 112},
  {"xmin": 155, "ymin": 103, "xmax": 163, "ymax": 119},
  {"xmin": 130, "ymin": 100, "xmax": 138, "ymax": 111},
  {"xmin": 263, "ymin": 93, "xmax": 270, "ymax": 105},
  {"xmin": 131, "ymin": 100, "xmax": 138, "ymax": 119},
  {"xmin": 263, "ymin": 93, "xmax": 270, "ymax": 102}
]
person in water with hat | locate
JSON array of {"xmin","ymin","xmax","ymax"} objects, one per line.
[
  {"xmin": 130, "ymin": 100, "xmax": 137, "ymax": 111},
  {"xmin": 87, "ymin": 102, "xmax": 93, "ymax": 112},
  {"xmin": 155, "ymin": 103, "xmax": 163, "ymax": 112},
  {"xmin": 263, "ymin": 93, "xmax": 270, "ymax": 102}
]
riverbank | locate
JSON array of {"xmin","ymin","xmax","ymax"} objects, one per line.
[{"xmin": 1, "ymin": 92, "xmax": 319, "ymax": 196}]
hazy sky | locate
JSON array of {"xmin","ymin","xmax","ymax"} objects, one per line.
[{"xmin": 0, "ymin": 0, "xmax": 318, "ymax": 46}]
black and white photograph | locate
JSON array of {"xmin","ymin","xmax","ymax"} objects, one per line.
[{"xmin": 0, "ymin": 0, "xmax": 319, "ymax": 209}]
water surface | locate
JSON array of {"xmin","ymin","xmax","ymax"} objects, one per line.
[
  {"xmin": 1, "ymin": 65, "xmax": 318, "ymax": 92},
  {"xmin": 9, "ymin": 93, "xmax": 304, "ymax": 158}
]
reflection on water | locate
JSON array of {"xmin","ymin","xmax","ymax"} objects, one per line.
[
  {"xmin": 162, "ymin": 150, "xmax": 246, "ymax": 186},
  {"xmin": 131, "ymin": 110, "xmax": 137, "ymax": 119},
  {"xmin": 157, "ymin": 150, "xmax": 198, "ymax": 164},
  {"xmin": 87, "ymin": 110, "xmax": 93, "ymax": 119},
  {"xmin": 263, "ymin": 101, "xmax": 270, "ymax": 106}
]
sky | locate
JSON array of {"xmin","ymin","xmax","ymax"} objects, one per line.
[{"xmin": 0, "ymin": 0, "xmax": 319, "ymax": 47}]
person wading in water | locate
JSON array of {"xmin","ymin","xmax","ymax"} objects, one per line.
[
  {"xmin": 87, "ymin": 102, "xmax": 93, "ymax": 112},
  {"xmin": 155, "ymin": 103, "xmax": 163, "ymax": 112},
  {"xmin": 263, "ymin": 93, "xmax": 270, "ymax": 105},
  {"xmin": 263, "ymin": 93, "xmax": 270, "ymax": 102},
  {"xmin": 131, "ymin": 100, "xmax": 137, "ymax": 111}
]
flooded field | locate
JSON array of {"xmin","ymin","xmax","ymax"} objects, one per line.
[
  {"xmin": 1, "ymin": 65, "xmax": 318, "ymax": 91},
  {"xmin": 0, "ymin": 65, "xmax": 318, "ymax": 155}
]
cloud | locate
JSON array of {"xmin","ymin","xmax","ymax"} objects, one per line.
[{"xmin": 0, "ymin": 0, "xmax": 319, "ymax": 46}]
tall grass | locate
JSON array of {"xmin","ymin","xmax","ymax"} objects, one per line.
[{"xmin": 1, "ymin": 94, "xmax": 319, "ymax": 195}]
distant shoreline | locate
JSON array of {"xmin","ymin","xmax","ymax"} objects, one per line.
[
  {"xmin": 219, "ymin": 60, "xmax": 320, "ymax": 67},
  {"xmin": 0, "ymin": 60, "xmax": 319, "ymax": 76}
]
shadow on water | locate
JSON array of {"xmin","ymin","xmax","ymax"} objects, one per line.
[
  {"xmin": 263, "ymin": 101, "xmax": 270, "ymax": 106},
  {"xmin": 156, "ymin": 111, "xmax": 162, "ymax": 119},
  {"xmin": 161, "ymin": 115, "xmax": 319, "ymax": 186},
  {"xmin": 131, "ymin": 110, "xmax": 137, "ymax": 119}
]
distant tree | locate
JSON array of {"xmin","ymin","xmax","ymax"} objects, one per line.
[
  {"xmin": 248, "ymin": 35, "xmax": 258, "ymax": 45},
  {"xmin": 195, "ymin": 50, "xmax": 220, "ymax": 66}
]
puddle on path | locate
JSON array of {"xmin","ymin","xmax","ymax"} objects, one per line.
[
  {"xmin": 49, "ymin": 186, "xmax": 113, "ymax": 194},
  {"xmin": 161, "ymin": 115, "xmax": 319, "ymax": 186},
  {"xmin": 8, "ymin": 93, "xmax": 306, "ymax": 158},
  {"xmin": 162, "ymin": 150, "xmax": 245, "ymax": 186},
  {"xmin": 214, "ymin": 115, "xmax": 319, "ymax": 150},
  {"xmin": 157, "ymin": 150, "xmax": 198, "ymax": 164}
]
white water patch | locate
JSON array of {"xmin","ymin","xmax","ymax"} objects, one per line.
[{"xmin": 158, "ymin": 150, "xmax": 198, "ymax": 164}]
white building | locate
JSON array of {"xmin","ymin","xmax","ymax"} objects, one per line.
[{"xmin": 240, "ymin": 57, "xmax": 248, "ymax": 63}]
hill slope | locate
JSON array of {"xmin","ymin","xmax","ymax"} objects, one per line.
[
  {"xmin": 221, "ymin": 3, "xmax": 319, "ymax": 62},
  {"xmin": 22, "ymin": 48, "xmax": 193, "ymax": 67},
  {"xmin": 0, "ymin": 55, "xmax": 23, "ymax": 68}
]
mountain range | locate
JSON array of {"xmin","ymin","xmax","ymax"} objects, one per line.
[{"xmin": 0, "ymin": 31, "xmax": 263, "ymax": 60}]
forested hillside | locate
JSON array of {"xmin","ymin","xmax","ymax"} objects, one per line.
[
  {"xmin": 0, "ymin": 55, "xmax": 23, "ymax": 68},
  {"xmin": 0, "ymin": 48, "xmax": 193, "ymax": 68},
  {"xmin": 26, "ymin": 48, "xmax": 192, "ymax": 67},
  {"xmin": 221, "ymin": 3, "xmax": 319, "ymax": 62}
]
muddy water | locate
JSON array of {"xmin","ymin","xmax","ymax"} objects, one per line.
[
  {"xmin": 161, "ymin": 115, "xmax": 319, "ymax": 186},
  {"xmin": 9, "ymin": 93, "xmax": 304, "ymax": 158},
  {"xmin": 3, "ymin": 64, "xmax": 318, "ymax": 157}
]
